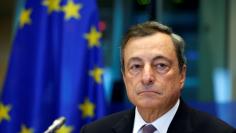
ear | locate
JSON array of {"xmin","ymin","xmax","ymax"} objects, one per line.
[{"xmin": 179, "ymin": 65, "xmax": 186, "ymax": 89}]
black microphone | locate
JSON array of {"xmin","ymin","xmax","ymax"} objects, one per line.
[{"xmin": 44, "ymin": 117, "xmax": 66, "ymax": 133}]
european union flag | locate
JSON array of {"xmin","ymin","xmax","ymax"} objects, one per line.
[{"xmin": 0, "ymin": 0, "xmax": 106, "ymax": 132}]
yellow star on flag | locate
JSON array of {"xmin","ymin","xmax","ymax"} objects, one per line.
[
  {"xmin": 19, "ymin": 8, "xmax": 32, "ymax": 28},
  {"xmin": 84, "ymin": 27, "xmax": 102, "ymax": 47},
  {"xmin": 62, "ymin": 1, "xmax": 82, "ymax": 20},
  {"xmin": 19, "ymin": 125, "xmax": 33, "ymax": 133},
  {"xmin": 79, "ymin": 98, "xmax": 95, "ymax": 118},
  {"xmin": 89, "ymin": 67, "xmax": 103, "ymax": 84},
  {"xmin": 0, "ymin": 102, "xmax": 11, "ymax": 123},
  {"xmin": 42, "ymin": 0, "xmax": 61, "ymax": 13},
  {"xmin": 56, "ymin": 125, "xmax": 73, "ymax": 133}
]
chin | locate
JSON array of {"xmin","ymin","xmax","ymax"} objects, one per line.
[{"xmin": 136, "ymin": 100, "xmax": 162, "ymax": 109}]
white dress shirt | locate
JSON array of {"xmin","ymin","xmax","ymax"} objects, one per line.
[{"xmin": 132, "ymin": 99, "xmax": 180, "ymax": 133}]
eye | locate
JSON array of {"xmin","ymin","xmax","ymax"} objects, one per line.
[
  {"xmin": 154, "ymin": 63, "xmax": 169, "ymax": 73},
  {"xmin": 128, "ymin": 64, "xmax": 142, "ymax": 75},
  {"xmin": 130, "ymin": 64, "xmax": 141, "ymax": 70},
  {"xmin": 157, "ymin": 63, "xmax": 167, "ymax": 69}
]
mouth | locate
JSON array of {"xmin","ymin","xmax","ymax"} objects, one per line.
[{"xmin": 137, "ymin": 90, "xmax": 162, "ymax": 95}]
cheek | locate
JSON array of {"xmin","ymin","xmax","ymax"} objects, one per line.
[
  {"xmin": 157, "ymin": 73, "xmax": 183, "ymax": 92},
  {"xmin": 124, "ymin": 74, "xmax": 138, "ymax": 88},
  {"xmin": 156, "ymin": 74, "xmax": 182, "ymax": 99},
  {"xmin": 124, "ymin": 76, "xmax": 139, "ymax": 102},
  {"xmin": 125, "ymin": 79, "xmax": 136, "ymax": 96},
  {"xmin": 125, "ymin": 85, "xmax": 138, "ymax": 106}
]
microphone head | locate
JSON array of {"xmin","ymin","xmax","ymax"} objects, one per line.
[
  {"xmin": 44, "ymin": 116, "xmax": 66, "ymax": 133},
  {"xmin": 53, "ymin": 117, "xmax": 66, "ymax": 129}
]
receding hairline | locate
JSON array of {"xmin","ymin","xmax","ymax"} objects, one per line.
[{"xmin": 123, "ymin": 31, "xmax": 174, "ymax": 49}]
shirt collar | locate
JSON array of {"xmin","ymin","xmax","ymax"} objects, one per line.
[
  {"xmin": 132, "ymin": 99, "xmax": 180, "ymax": 133},
  {"xmin": 133, "ymin": 107, "xmax": 147, "ymax": 133}
]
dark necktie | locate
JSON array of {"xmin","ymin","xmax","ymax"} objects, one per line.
[{"xmin": 142, "ymin": 124, "xmax": 157, "ymax": 133}]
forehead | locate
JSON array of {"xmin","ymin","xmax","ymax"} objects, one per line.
[{"xmin": 124, "ymin": 33, "xmax": 176, "ymax": 62}]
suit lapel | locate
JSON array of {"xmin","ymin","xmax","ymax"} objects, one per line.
[
  {"xmin": 112, "ymin": 108, "xmax": 135, "ymax": 133},
  {"xmin": 110, "ymin": 99, "xmax": 194, "ymax": 133},
  {"xmin": 167, "ymin": 99, "xmax": 193, "ymax": 133}
]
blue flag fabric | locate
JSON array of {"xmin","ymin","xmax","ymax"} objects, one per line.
[{"xmin": 0, "ymin": 0, "xmax": 106, "ymax": 132}]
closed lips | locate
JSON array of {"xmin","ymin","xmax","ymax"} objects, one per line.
[{"xmin": 137, "ymin": 90, "xmax": 162, "ymax": 95}]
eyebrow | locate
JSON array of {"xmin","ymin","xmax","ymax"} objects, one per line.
[
  {"xmin": 152, "ymin": 55, "xmax": 172, "ymax": 63},
  {"xmin": 126, "ymin": 55, "xmax": 172, "ymax": 66},
  {"xmin": 126, "ymin": 57, "xmax": 142, "ymax": 66}
]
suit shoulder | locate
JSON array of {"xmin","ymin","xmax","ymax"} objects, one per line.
[
  {"xmin": 80, "ymin": 109, "xmax": 133, "ymax": 133},
  {"xmin": 189, "ymin": 107, "xmax": 235, "ymax": 132},
  {"xmin": 89, "ymin": 109, "xmax": 131, "ymax": 126}
]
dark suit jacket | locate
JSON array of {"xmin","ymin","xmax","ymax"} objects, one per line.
[{"xmin": 80, "ymin": 100, "xmax": 236, "ymax": 133}]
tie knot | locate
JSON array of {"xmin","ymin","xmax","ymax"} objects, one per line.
[{"xmin": 142, "ymin": 124, "xmax": 156, "ymax": 133}]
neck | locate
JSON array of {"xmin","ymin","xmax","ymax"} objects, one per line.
[{"xmin": 137, "ymin": 99, "xmax": 178, "ymax": 123}]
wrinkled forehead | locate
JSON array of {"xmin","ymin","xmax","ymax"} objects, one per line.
[
  {"xmin": 124, "ymin": 33, "xmax": 175, "ymax": 53},
  {"xmin": 123, "ymin": 33, "xmax": 177, "ymax": 63},
  {"xmin": 124, "ymin": 32, "xmax": 174, "ymax": 50}
]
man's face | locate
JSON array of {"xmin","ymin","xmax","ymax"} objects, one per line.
[{"xmin": 123, "ymin": 32, "xmax": 186, "ymax": 111}]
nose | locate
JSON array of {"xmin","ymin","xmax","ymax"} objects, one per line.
[{"xmin": 141, "ymin": 65, "xmax": 154, "ymax": 85}]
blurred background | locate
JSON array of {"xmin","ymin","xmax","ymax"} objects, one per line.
[{"xmin": 1, "ymin": 0, "xmax": 236, "ymax": 130}]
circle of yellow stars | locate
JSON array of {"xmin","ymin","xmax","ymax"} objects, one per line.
[{"xmin": 12, "ymin": 0, "xmax": 104, "ymax": 132}]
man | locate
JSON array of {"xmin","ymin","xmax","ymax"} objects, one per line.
[{"xmin": 80, "ymin": 21, "xmax": 236, "ymax": 133}]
